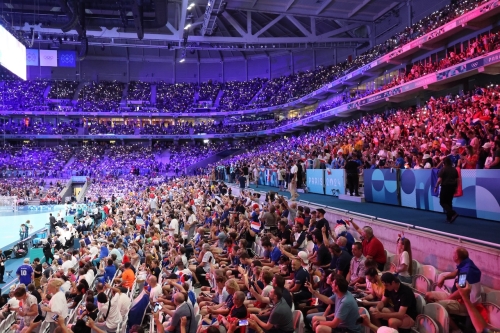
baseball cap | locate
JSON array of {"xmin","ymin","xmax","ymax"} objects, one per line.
[
  {"xmin": 298, "ymin": 251, "xmax": 309, "ymax": 264},
  {"xmin": 482, "ymin": 142, "xmax": 492, "ymax": 149}
]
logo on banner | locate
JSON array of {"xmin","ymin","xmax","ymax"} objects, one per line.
[
  {"xmin": 26, "ymin": 49, "xmax": 39, "ymax": 66},
  {"xmin": 59, "ymin": 51, "xmax": 76, "ymax": 67},
  {"xmin": 40, "ymin": 50, "xmax": 58, "ymax": 67}
]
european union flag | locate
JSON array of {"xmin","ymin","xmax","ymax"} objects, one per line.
[{"xmin": 58, "ymin": 50, "xmax": 76, "ymax": 67}]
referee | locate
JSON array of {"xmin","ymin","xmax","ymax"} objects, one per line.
[{"xmin": 434, "ymin": 157, "xmax": 459, "ymax": 223}]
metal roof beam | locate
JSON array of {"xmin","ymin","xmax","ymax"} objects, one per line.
[
  {"xmin": 284, "ymin": 0, "xmax": 298, "ymax": 12},
  {"xmin": 316, "ymin": 0, "xmax": 334, "ymax": 15},
  {"xmin": 348, "ymin": 0, "xmax": 372, "ymax": 18},
  {"xmin": 178, "ymin": 0, "xmax": 188, "ymax": 38},
  {"xmin": 319, "ymin": 23, "xmax": 363, "ymax": 38},
  {"xmin": 17, "ymin": 24, "xmax": 369, "ymax": 43},
  {"xmin": 373, "ymin": 2, "xmax": 399, "ymax": 21},
  {"xmin": 221, "ymin": 11, "xmax": 248, "ymax": 37},
  {"xmin": 286, "ymin": 16, "xmax": 311, "ymax": 37},
  {"xmin": 254, "ymin": 14, "xmax": 284, "ymax": 37}
]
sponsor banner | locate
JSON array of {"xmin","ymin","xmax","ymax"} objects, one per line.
[
  {"xmin": 483, "ymin": 50, "xmax": 500, "ymax": 65},
  {"xmin": 436, "ymin": 64, "xmax": 467, "ymax": 81},
  {"xmin": 325, "ymin": 169, "xmax": 345, "ymax": 196},
  {"xmin": 306, "ymin": 169, "xmax": 325, "ymax": 194}
]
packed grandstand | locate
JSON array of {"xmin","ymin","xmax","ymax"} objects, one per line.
[{"xmin": 1, "ymin": 0, "xmax": 500, "ymax": 333}]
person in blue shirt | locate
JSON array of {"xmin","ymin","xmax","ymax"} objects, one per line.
[
  {"xmin": 99, "ymin": 258, "xmax": 117, "ymax": 284},
  {"xmin": 260, "ymin": 240, "xmax": 281, "ymax": 268},
  {"xmin": 16, "ymin": 258, "xmax": 34, "ymax": 286},
  {"xmin": 92, "ymin": 242, "xmax": 109, "ymax": 266},
  {"xmin": 395, "ymin": 151, "xmax": 405, "ymax": 168}
]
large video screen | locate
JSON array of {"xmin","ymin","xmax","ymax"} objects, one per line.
[{"xmin": 0, "ymin": 25, "xmax": 27, "ymax": 80}]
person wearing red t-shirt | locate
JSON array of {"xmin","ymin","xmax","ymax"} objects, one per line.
[{"xmin": 350, "ymin": 221, "xmax": 386, "ymax": 271}]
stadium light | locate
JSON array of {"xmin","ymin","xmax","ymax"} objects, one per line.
[
  {"xmin": 184, "ymin": 23, "xmax": 192, "ymax": 30},
  {"xmin": 179, "ymin": 58, "xmax": 185, "ymax": 63},
  {"xmin": 188, "ymin": 3, "xmax": 195, "ymax": 10}
]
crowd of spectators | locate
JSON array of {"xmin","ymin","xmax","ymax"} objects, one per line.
[
  {"xmin": 48, "ymin": 81, "xmax": 79, "ymax": 100},
  {"xmin": 0, "ymin": 172, "xmax": 492, "ymax": 333},
  {"xmin": 76, "ymin": 81, "xmax": 125, "ymax": 112},
  {"xmin": 127, "ymin": 81, "xmax": 152, "ymax": 105},
  {"xmin": 0, "ymin": 145, "xmax": 74, "ymax": 173},
  {"xmin": 87, "ymin": 123, "xmax": 136, "ymax": 135},
  {"xmin": 156, "ymin": 82, "xmax": 196, "ymax": 113},
  {"xmin": 219, "ymin": 79, "xmax": 266, "ymax": 111},
  {"xmin": 0, "ymin": 121, "xmax": 78, "ymax": 135},
  {"xmin": 0, "ymin": 80, "xmax": 49, "ymax": 111},
  {"xmin": 197, "ymin": 81, "xmax": 222, "ymax": 102}
]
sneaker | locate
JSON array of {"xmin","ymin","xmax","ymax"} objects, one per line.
[
  {"xmin": 450, "ymin": 213, "xmax": 459, "ymax": 223},
  {"xmin": 193, "ymin": 283, "xmax": 202, "ymax": 288}
]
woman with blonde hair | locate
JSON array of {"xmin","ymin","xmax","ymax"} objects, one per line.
[
  {"xmin": 40, "ymin": 278, "xmax": 69, "ymax": 331},
  {"xmin": 391, "ymin": 235, "xmax": 413, "ymax": 284}
]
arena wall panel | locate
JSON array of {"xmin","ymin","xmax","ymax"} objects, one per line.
[
  {"xmin": 270, "ymin": 54, "xmax": 291, "ymax": 79},
  {"xmin": 247, "ymin": 57, "xmax": 269, "ymax": 80},
  {"xmin": 199, "ymin": 62, "xmax": 222, "ymax": 82},
  {"xmin": 223, "ymin": 61, "xmax": 246, "ymax": 82}
]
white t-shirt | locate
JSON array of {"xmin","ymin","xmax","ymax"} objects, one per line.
[
  {"xmin": 169, "ymin": 219, "xmax": 179, "ymax": 237},
  {"xmin": 90, "ymin": 246, "xmax": 99, "ymax": 258},
  {"xmin": 47, "ymin": 291, "xmax": 69, "ymax": 322},
  {"xmin": 99, "ymin": 293, "xmax": 122, "ymax": 330},
  {"xmin": 290, "ymin": 165, "xmax": 298, "ymax": 175},
  {"xmin": 61, "ymin": 260, "xmax": 74, "ymax": 275},
  {"xmin": 117, "ymin": 292, "xmax": 132, "ymax": 318},
  {"xmin": 202, "ymin": 251, "xmax": 214, "ymax": 273},
  {"xmin": 398, "ymin": 251, "xmax": 411, "ymax": 277},
  {"xmin": 150, "ymin": 284, "xmax": 162, "ymax": 303}
]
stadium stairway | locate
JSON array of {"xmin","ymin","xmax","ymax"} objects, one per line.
[
  {"xmin": 72, "ymin": 82, "xmax": 89, "ymax": 104},
  {"xmin": 186, "ymin": 148, "xmax": 245, "ymax": 174},
  {"xmin": 150, "ymin": 84, "xmax": 157, "ymax": 104},
  {"xmin": 214, "ymin": 90, "xmax": 224, "ymax": 107},
  {"xmin": 43, "ymin": 84, "xmax": 51, "ymax": 99},
  {"xmin": 248, "ymin": 81, "xmax": 268, "ymax": 105},
  {"xmin": 63, "ymin": 155, "xmax": 77, "ymax": 170},
  {"xmin": 157, "ymin": 149, "xmax": 171, "ymax": 165}
]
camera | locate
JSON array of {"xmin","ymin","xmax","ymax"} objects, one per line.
[{"xmin": 239, "ymin": 319, "xmax": 249, "ymax": 326}]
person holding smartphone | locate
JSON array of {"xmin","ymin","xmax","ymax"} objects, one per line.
[{"xmin": 425, "ymin": 247, "xmax": 482, "ymax": 333}]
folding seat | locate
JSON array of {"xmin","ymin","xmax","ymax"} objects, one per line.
[{"xmin": 423, "ymin": 303, "xmax": 449, "ymax": 333}]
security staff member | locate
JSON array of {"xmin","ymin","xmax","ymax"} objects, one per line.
[{"xmin": 435, "ymin": 157, "xmax": 459, "ymax": 223}]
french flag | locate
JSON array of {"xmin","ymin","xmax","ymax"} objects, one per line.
[{"xmin": 251, "ymin": 221, "xmax": 261, "ymax": 233}]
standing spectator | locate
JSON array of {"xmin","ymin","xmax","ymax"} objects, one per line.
[
  {"xmin": 0, "ymin": 250, "xmax": 6, "ymax": 283},
  {"xmin": 434, "ymin": 157, "xmax": 459, "ymax": 223},
  {"xmin": 350, "ymin": 222, "xmax": 386, "ymax": 271},
  {"xmin": 16, "ymin": 258, "xmax": 34, "ymax": 286},
  {"xmin": 41, "ymin": 278, "xmax": 69, "ymax": 331},
  {"xmin": 289, "ymin": 160, "xmax": 299, "ymax": 201},
  {"xmin": 345, "ymin": 156, "xmax": 360, "ymax": 196}
]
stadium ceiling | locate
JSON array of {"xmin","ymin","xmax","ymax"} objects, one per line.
[{"xmin": 4, "ymin": 0, "xmax": 406, "ymax": 52}]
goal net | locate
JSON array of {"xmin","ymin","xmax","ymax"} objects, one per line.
[{"xmin": 0, "ymin": 196, "xmax": 18, "ymax": 212}]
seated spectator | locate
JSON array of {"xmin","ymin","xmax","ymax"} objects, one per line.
[
  {"xmin": 369, "ymin": 272, "xmax": 417, "ymax": 331},
  {"xmin": 249, "ymin": 287, "xmax": 294, "ymax": 333},
  {"xmin": 308, "ymin": 274, "xmax": 362, "ymax": 333},
  {"xmin": 425, "ymin": 247, "xmax": 482, "ymax": 332},
  {"xmin": 391, "ymin": 235, "xmax": 413, "ymax": 284},
  {"xmin": 347, "ymin": 242, "xmax": 366, "ymax": 288}
]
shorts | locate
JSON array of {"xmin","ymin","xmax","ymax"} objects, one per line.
[{"xmin": 426, "ymin": 291, "xmax": 467, "ymax": 316}]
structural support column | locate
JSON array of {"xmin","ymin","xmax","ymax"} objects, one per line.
[
  {"xmin": 407, "ymin": 0, "xmax": 412, "ymax": 26},
  {"xmin": 290, "ymin": 52, "xmax": 294, "ymax": 74}
]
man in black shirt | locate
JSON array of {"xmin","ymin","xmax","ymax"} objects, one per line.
[
  {"xmin": 32, "ymin": 258, "xmax": 43, "ymax": 288},
  {"xmin": 312, "ymin": 231, "xmax": 332, "ymax": 268},
  {"xmin": 435, "ymin": 157, "xmax": 459, "ymax": 223},
  {"xmin": 274, "ymin": 221, "xmax": 292, "ymax": 245},
  {"xmin": 369, "ymin": 272, "xmax": 417, "ymax": 330},
  {"xmin": 330, "ymin": 244, "xmax": 352, "ymax": 278},
  {"xmin": 0, "ymin": 250, "xmax": 6, "ymax": 283},
  {"xmin": 238, "ymin": 175, "xmax": 247, "ymax": 189},
  {"xmin": 314, "ymin": 209, "xmax": 330, "ymax": 235},
  {"xmin": 345, "ymin": 156, "xmax": 360, "ymax": 196}
]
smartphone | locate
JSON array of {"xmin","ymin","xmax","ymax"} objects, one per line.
[
  {"xmin": 153, "ymin": 302, "xmax": 162, "ymax": 313},
  {"xmin": 458, "ymin": 273, "xmax": 467, "ymax": 288},
  {"xmin": 52, "ymin": 314, "xmax": 59, "ymax": 321},
  {"xmin": 239, "ymin": 319, "xmax": 249, "ymax": 326},
  {"xmin": 356, "ymin": 298, "xmax": 363, "ymax": 302}
]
